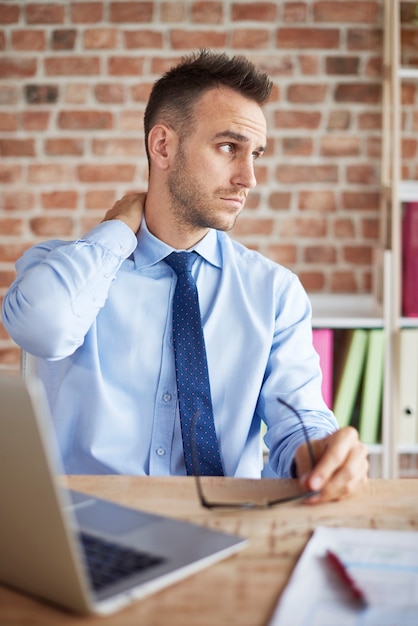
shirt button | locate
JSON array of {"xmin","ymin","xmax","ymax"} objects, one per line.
[
  {"xmin": 156, "ymin": 447, "xmax": 165, "ymax": 456},
  {"xmin": 162, "ymin": 393, "xmax": 172, "ymax": 402}
]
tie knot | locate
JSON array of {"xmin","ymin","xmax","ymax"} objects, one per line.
[{"xmin": 164, "ymin": 251, "xmax": 197, "ymax": 276}]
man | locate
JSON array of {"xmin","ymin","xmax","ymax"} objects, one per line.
[{"xmin": 2, "ymin": 50, "xmax": 368, "ymax": 502}]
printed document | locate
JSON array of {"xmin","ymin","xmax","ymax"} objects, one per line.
[{"xmin": 268, "ymin": 525, "xmax": 418, "ymax": 626}]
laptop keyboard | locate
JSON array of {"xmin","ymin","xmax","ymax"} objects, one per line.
[{"xmin": 78, "ymin": 532, "xmax": 166, "ymax": 592}]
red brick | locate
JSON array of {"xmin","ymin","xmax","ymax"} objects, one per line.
[
  {"xmin": 21, "ymin": 111, "xmax": 50, "ymax": 131},
  {"xmin": 361, "ymin": 217, "xmax": 379, "ymax": 239},
  {"xmin": 327, "ymin": 110, "xmax": 351, "ymax": 130},
  {"xmin": 108, "ymin": 56, "xmax": 145, "ymax": 75},
  {"xmin": 320, "ymin": 136, "xmax": 360, "ymax": 157},
  {"xmin": 160, "ymin": 2, "xmax": 186, "ymax": 22},
  {"xmin": 3, "ymin": 192, "xmax": 35, "ymax": 212},
  {"xmin": 282, "ymin": 137, "xmax": 313, "ymax": 156},
  {"xmin": 92, "ymin": 139, "xmax": 144, "ymax": 158},
  {"xmin": 276, "ymin": 165, "xmax": 337, "ymax": 184},
  {"xmin": 330, "ymin": 271, "xmax": 356, "ymax": 292},
  {"xmin": 44, "ymin": 138, "xmax": 85, "ymax": 156},
  {"xmin": 84, "ymin": 29, "xmax": 118, "ymax": 49},
  {"xmin": 41, "ymin": 191, "xmax": 78, "ymax": 210},
  {"xmin": 232, "ymin": 29, "xmax": 270, "ymax": 49},
  {"xmin": 298, "ymin": 272, "xmax": 325, "ymax": 291},
  {"xmin": 0, "ymin": 139, "xmax": 35, "ymax": 158},
  {"xmin": 0, "ymin": 32, "xmax": 4, "ymax": 50},
  {"xmin": 85, "ymin": 190, "xmax": 116, "ymax": 210},
  {"xmin": 170, "ymin": 30, "xmax": 227, "ymax": 49},
  {"xmin": 265, "ymin": 244, "xmax": 297, "ymax": 265},
  {"xmin": 123, "ymin": 30, "xmax": 163, "ymax": 49},
  {"xmin": 333, "ymin": 218, "xmax": 355, "ymax": 238},
  {"xmin": 346, "ymin": 164, "xmax": 377, "ymax": 185},
  {"xmin": 283, "ymin": 2, "xmax": 308, "ymax": 22},
  {"xmin": 28, "ymin": 164, "xmax": 73, "ymax": 184},
  {"xmin": 0, "ymin": 347, "xmax": 20, "ymax": 367},
  {"xmin": 0, "ymin": 165, "xmax": 22, "ymax": 184},
  {"xmin": 232, "ymin": 2, "xmax": 277, "ymax": 21},
  {"xmin": 0, "ymin": 86, "xmax": 18, "ymax": 105},
  {"xmin": 313, "ymin": 1, "xmax": 379, "ymax": 23},
  {"xmin": 299, "ymin": 54, "xmax": 320, "ymax": 74},
  {"xmin": 0, "ymin": 218, "xmax": 24, "ymax": 236},
  {"xmin": 287, "ymin": 83, "xmax": 328, "ymax": 103},
  {"xmin": 0, "ymin": 113, "xmax": 18, "ymax": 132},
  {"xmin": 77, "ymin": 165, "xmax": 136, "ymax": 183},
  {"xmin": 25, "ymin": 84, "xmax": 59, "ymax": 105},
  {"xmin": 366, "ymin": 137, "xmax": 381, "ymax": 158},
  {"xmin": 0, "ymin": 270, "xmax": 17, "ymax": 288},
  {"xmin": 305, "ymin": 245, "xmax": 336, "ymax": 263},
  {"xmin": 277, "ymin": 28, "xmax": 339, "ymax": 49},
  {"xmin": 131, "ymin": 83, "xmax": 153, "ymax": 103},
  {"xmin": 326, "ymin": 56, "xmax": 360, "ymax": 75},
  {"xmin": 119, "ymin": 110, "xmax": 143, "ymax": 131},
  {"xmin": 343, "ymin": 245, "xmax": 372, "ymax": 265},
  {"xmin": 11, "ymin": 29, "xmax": 46, "ymax": 50},
  {"xmin": 0, "ymin": 58, "xmax": 37, "ymax": 78},
  {"xmin": 64, "ymin": 83, "xmax": 90, "ymax": 104},
  {"xmin": 341, "ymin": 191, "xmax": 380, "ymax": 210},
  {"xmin": 30, "ymin": 217, "xmax": 74, "ymax": 237},
  {"xmin": 95, "ymin": 83, "xmax": 125, "ymax": 103},
  {"xmin": 0, "ymin": 3, "xmax": 20, "ymax": 23},
  {"xmin": 110, "ymin": 2, "xmax": 153, "ymax": 22},
  {"xmin": 232, "ymin": 218, "xmax": 274, "ymax": 237},
  {"xmin": 58, "ymin": 110, "xmax": 113, "ymax": 130},
  {"xmin": 358, "ymin": 112, "xmax": 381, "ymax": 130},
  {"xmin": 44, "ymin": 56, "xmax": 100, "ymax": 76},
  {"xmin": 401, "ymin": 84, "xmax": 416, "ymax": 106},
  {"xmin": 70, "ymin": 2, "xmax": 103, "ymax": 23},
  {"xmin": 365, "ymin": 56, "xmax": 382, "ymax": 78},
  {"xmin": 52, "ymin": 29, "xmax": 77, "ymax": 50},
  {"xmin": 268, "ymin": 192, "xmax": 291, "ymax": 210},
  {"xmin": 274, "ymin": 110, "xmax": 321, "ymax": 129},
  {"xmin": 335, "ymin": 83, "xmax": 381, "ymax": 104},
  {"xmin": 0, "ymin": 243, "xmax": 28, "ymax": 263},
  {"xmin": 347, "ymin": 28, "xmax": 382, "ymax": 51},
  {"xmin": 25, "ymin": 3, "xmax": 65, "ymax": 24},
  {"xmin": 279, "ymin": 217, "xmax": 327, "ymax": 238},
  {"xmin": 151, "ymin": 56, "xmax": 182, "ymax": 75},
  {"xmin": 299, "ymin": 190, "xmax": 336, "ymax": 212},
  {"xmin": 191, "ymin": 1, "xmax": 223, "ymax": 23}
]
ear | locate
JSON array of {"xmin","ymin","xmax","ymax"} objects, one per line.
[{"xmin": 147, "ymin": 124, "xmax": 177, "ymax": 171}]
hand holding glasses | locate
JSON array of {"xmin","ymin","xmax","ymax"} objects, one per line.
[{"xmin": 192, "ymin": 398, "xmax": 321, "ymax": 509}]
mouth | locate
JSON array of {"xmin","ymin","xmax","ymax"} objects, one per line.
[{"xmin": 221, "ymin": 196, "xmax": 245, "ymax": 210}]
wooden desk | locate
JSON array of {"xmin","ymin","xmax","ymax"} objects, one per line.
[{"xmin": 1, "ymin": 477, "xmax": 418, "ymax": 625}]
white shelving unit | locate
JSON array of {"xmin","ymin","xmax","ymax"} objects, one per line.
[{"xmin": 381, "ymin": 0, "xmax": 418, "ymax": 477}]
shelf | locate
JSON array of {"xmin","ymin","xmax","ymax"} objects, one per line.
[
  {"xmin": 399, "ymin": 180, "xmax": 418, "ymax": 202},
  {"xmin": 399, "ymin": 316, "xmax": 418, "ymax": 328},
  {"xmin": 399, "ymin": 67, "xmax": 418, "ymax": 80},
  {"xmin": 309, "ymin": 293, "xmax": 384, "ymax": 328}
]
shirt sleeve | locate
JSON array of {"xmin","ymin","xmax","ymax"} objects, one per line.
[
  {"xmin": 2, "ymin": 221, "xmax": 137, "ymax": 360},
  {"xmin": 259, "ymin": 271, "xmax": 339, "ymax": 477}
]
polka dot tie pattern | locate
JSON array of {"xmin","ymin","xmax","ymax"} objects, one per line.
[{"xmin": 164, "ymin": 251, "xmax": 224, "ymax": 476}]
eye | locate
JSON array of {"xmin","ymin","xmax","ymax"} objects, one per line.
[
  {"xmin": 219, "ymin": 143, "xmax": 235, "ymax": 155},
  {"xmin": 252, "ymin": 151, "xmax": 263, "ymax": 161}
]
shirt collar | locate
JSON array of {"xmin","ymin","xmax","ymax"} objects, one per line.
[{"xmin": 133, "ymin": 216, "xmax": 222, "ymax": 269}]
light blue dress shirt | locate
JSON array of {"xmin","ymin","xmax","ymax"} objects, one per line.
[{"xmin": 2, "ymin": 218, "xmax": 338, "ymax": 477}]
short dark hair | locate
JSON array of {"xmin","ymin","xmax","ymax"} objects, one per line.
[{"xmin": 143, "ymin": 49, "xmax": 273, "ymax": 164}]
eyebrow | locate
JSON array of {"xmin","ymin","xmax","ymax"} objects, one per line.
[{"xmin": 213, "ymin": 130, "xmax": 266, "ymax": 154}]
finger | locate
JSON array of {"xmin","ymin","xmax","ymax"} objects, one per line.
[{"xmin": 304, "ymin": 429, "xmax": 369, "ymax": 503}]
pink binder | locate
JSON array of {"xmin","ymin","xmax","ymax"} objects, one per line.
[
  {"xmin": 312, "ymin": 328, "xmax": 333, "ymax": 409},
  {"xmin": 402, "ymin": 202, "xmax": 418, "ymax": 317}
]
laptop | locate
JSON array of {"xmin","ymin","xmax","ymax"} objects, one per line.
[{"xmin": 0, "ymin": 372, "xmax": 247, "ymax": 615}]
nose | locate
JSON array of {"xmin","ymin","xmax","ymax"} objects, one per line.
[{"xmin": 231, "ymin": 155, "xmax": 257, "ymax": 190}]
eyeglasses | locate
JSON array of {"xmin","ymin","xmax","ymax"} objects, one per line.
[{"xmin": 192, "ymin": 398, "xmax": 320, "ymax": 509}]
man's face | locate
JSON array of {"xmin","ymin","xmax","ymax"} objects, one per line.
[{"xmin": 167, "ymin": 86, "xmax": 267, "ymax": 233}]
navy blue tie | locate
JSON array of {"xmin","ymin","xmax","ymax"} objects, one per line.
[{"xmin": 165, "ymin": 251, "xmax": 224, "ymax": 476}]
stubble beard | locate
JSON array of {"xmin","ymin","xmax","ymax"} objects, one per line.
[{"xmin": 167, "ymin": 145, "xmax": 243, "ymax": 233}]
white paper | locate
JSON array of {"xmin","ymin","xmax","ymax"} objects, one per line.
[{"xmin": 268, "ymin": 526, "xmax": 418, "ymax": 626}]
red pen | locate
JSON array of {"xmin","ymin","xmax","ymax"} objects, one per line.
[{"xmin": 326, "ymin": 549, "xmax": 367, "ymax": 606}]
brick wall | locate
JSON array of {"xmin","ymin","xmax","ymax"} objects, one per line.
[{"xmin": 0, "ymin": 0, "xmax": 417, "ymax": 369}]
